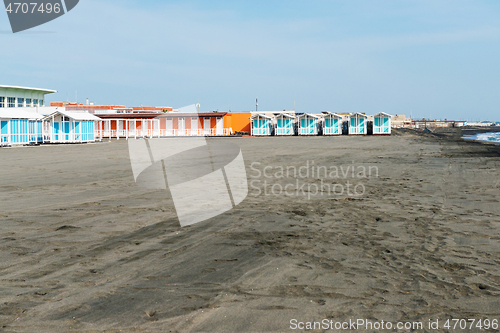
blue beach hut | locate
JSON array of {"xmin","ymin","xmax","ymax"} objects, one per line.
[
  {"xmin": 298, "ymin": 113, "xmax": 321, "ymax": 136},
  {"xmin": 43, "ymin": 110, "xmax": 101, "ymax": 143},
  {"xmin": 322, "ymin": 112, "xmax": 342, "ymax": 136},
  {"xmin": 0, "ymin": 109, "xmax": 43, "ymax": 146},
  {"xmin": 274, "ymin": 113, "xmax": 295, "ymax": 136},
  {"xmin": 373, "ymin": 112, "xmax": 392, "ymax": 135},
  {"xmin": 348, "ymin": 113, "xmax": 368, "ymax": 135},
  {"xmin": 251, "ymin": 114, "xmax": 273, "ymax": 136}
]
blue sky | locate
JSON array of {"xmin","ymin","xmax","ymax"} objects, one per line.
[{"xmin": 1, "ymin": 0, "xmax": 500, "ymax": 120}]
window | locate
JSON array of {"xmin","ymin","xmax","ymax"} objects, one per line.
[
  {"xmin": 25, "ymin": 98, "xmax": 32, "ymax": 107},
  {"xmin": 18, "ymin": 98, "xmax": 24, "ymax": 107},
  {"xmin": 33, "ymin": 99, "xmax": 38, "ymax": 107},
  {"xmin": 0, "ymin": 97, "xmax": 4, "ymax": 108},
  {"xmin": 40, "ymin": 100, "xmax": 43, "ymax": 106},
  {"xmin": 7, "ymin": 97, "xmax": 15, "ymax": 108}
]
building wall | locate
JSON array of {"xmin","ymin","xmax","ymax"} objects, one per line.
[
  {"xmin": 225, "ymin": 113, "xmax": 251, "ymax": 133},
  {"xmin": 0, "ymin": 87, "xmax": 50, "ymax": 107}
]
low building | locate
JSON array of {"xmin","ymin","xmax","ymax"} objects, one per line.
[
  {"xmin": 51, "ymin": 101, "xmax": 173, "ymax": 114},
  {"xmin": 0, "ymin": 85, "xmax": 56, "ymax": 109},
  {"xmin": 43, "ymin": 110, "xmax": 102, "ymax": 143},
  {"xmin": 391, "ymin": 114, "xmax": 411, "ymax": 128},
  {"xmin": 373, "ymin": 112, "xmax": 392, "ymax": 135},
  {"xmin": 297, "ymin": 113, "xmax": 322, "ymax": 136},
  {"xmin": 96, "ymin": 112, "xmax": 231, "ymax": 138},
  {"xmin": 411, "ymin": 120, "xmax": 467, "ymax": 129},
  {"xmin": 0, "ymin": 109, "xmax": 43, "ymax": 146},
  {"xmin": 348, "ymin": 113, "xmax": 368, "ymax": 135},
  {"xmin": 274, "ymin": 113, "xmax": 296, "ymax": 136},
  {"xmin": 224, "ymin": 112, "xmax": 252, "ymax": 134},
  {"xmin": 251, "ymin": 114, "xmax": 273, "ymax": 136},
  {"xmin": 321, "ymin": 112, "xmax": 343, "ymax": 135}
]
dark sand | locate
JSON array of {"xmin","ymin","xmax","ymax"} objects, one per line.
[{"xmin": 0, "ymin": 130, "xmax": 499, "ymax": 332}]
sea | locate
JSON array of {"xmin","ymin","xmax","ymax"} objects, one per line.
[{"xmin": 462, "ymin": 132, "xmax": 500, "ymax": 143}]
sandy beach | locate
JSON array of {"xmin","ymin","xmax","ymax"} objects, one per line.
[{"xmin": 1, "ymin": 129, "xmax": 500, "ymax": 332}]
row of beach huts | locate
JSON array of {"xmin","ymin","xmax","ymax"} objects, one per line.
[
  {"xmin": 251, "ymin": 112, "xmax": 391, "ymax": 136},
  {"xmin": 0, "ymin": 109, "xmax": 392, "ymax": 146}
]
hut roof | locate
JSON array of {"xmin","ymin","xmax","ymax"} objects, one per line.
[
  {"xmin": 44, "ymin": 110, "xmax": 101, "ymax": 121},
  {"xmin": 250, "ymin": 114, "xmax": 273, "ymax": 120},
  {"xmin": 0, "ymin": 109, "xmax": 44, "ymax": 120},
  {"xmin": 274, "ymin": 113, "xmax": 296, "ymax": 119},
  {"xmin": 321, "ymin": 112, "xmax": 343, "ymax": 118},
  {"xmin": 297, "ymin": 113, "xmax": 321, "ymax": 119},
  {"xmin": 350, "ymin": 112, "xmax": 368, "ymax": 118},
  {"xmin": 373, "ymin": 112, "xmax": 392, "ymax": 117}
]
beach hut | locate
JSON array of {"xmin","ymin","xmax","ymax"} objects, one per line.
[
  {"xmin": 321, "ymin": 112, "xmax": 343, "ymax": 135},
  {"xmin": 43, "ymin": 110, "xmax": 101, "ymax": 143},
  {"xmin": 298, "ymin": 113, "xmax": 321, "ymax": 136},
  {"xmin": 348, "ymin": 113, "xmax": 368, "ymax": 135},
  {"xmin": 373, "ymin": 112, "xmax": 392, "ymax": 135},
  {"xmin": 274, "ymin": 113, "xmax": 295, "ymax": 136},
  {"xmin": 0, "ymin": 109, "xmax": 43, "ymax": 146},
  {"xmin": 251, "ymin": 114, "xmax": 273, "ymax": 136}
]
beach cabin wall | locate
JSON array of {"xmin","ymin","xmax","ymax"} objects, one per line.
[
  {"xmin": 164, "ymin": 115, "xmax": 224, "ymax": 136},
  {"xmin": 298, "ymin": 114, "xmax": 321, "ymax": 136},
  {"xmin": 373, "ymin": 112, "xmax": 391, "ymax": 135},
  {"xmin": 251, "ymin": 114, "xmax": 273, "ymax": 136},
  {"xmin": 43, "ymin": 111, "xmax": 101, "ymax": 143},
  {"xmin": 274, "ymin": 114, "xmax": 295, "ymax": 136},
  {"xmin": 0, "ymin": 110, "xmax": 43, "ymax": 146},
  {"xmin": 322, "ymin": 113, "xmax": 342, "ymax": 135},
  {"xmin": 348, "ymin": 113, "xmax": 368, "ymax": 135},
  {"xmin": 93, "ymin": 112, "xmax": 232, "ymax": 139}
]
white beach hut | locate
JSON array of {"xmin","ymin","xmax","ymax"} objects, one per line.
[
  {"xmin": 0, "ymin": 109, "xmax": 43, "ymax": 146},
  {"xmin": 348, "ymin": 113, "xmax": 368, "ymax": 135},
  {"xmin": 322, "ymin": 112, "xmax": 343, "ymax": 136},
  {"xmin": 251, "ymin": 114, "xmax": 273, "ymax": 136},
  {"xmin": 373, "ymin": 112, "xmax": 392, "ymax": 135},
  {"xmin": 43, "ymin": 110, "xmax": 102, "ymax": 143},
  {"xmin": 298, "ymin": 113, "xmax": 321, "ymax": 136},
  {"xmin": 274, "ymin": 113, "xmax": 295, "ymax": 136}
]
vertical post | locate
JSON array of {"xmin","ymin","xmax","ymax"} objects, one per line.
[{"xmin": 7, "ymin": 119, "xmax": 11, "ymax": 145}]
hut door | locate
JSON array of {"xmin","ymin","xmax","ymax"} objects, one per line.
[
  {"xmin": 1, "ymin": 121, "xmax": 7, "ymax": 144},
  {"xmin": 350, "ymin": 117, "xmax": 358, "ymax": 134},
  {"xmin": 128, "ymin": 120, "xmax": 136, "ymax": 137},
  {"xmin": 74, "ymin": 122, "xmax": 81, "ymax": 141},
  {"xmin": 153, "ymin": 120, "xmax": 160, "ymax": 137},
  {"xmin": 325, "ymin": 118, "xmax": 332, "ymax": 134},
  {"xmin": 204, "ymin": 118, "xmax": 211, "ymax": 135},
  {"xmin": 117, "ymin": 120, "xmax": 123, "ymax": 137},
  {"xmin": 166, "ymin": 119, "xmax": 173, "ymax": 136},
  {"xmin": 191, "ymin": 117, "xmax": 198, "ymax": 136},
  {"xmin": 303, "ymin": 118, "xmax": 314, "ymax": 134},
  {"xmin": 64, "ymin": 122, "xmax": 70, "ymax": 141},
  {"xmin": 54, "ymin": 122, "xmax": 60, "ymax": 141},
  {"xmin": 178, "ymin": 118, "xmax": 185, "ymax": 135},
  {"xmin": 252, "ymin": 119, "xmax": 258, "ymax": 135},
  {"xmin": 216, "ymin": 117, "xmax": 223, "ymax": 135}
]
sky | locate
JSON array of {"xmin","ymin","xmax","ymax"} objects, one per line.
[{"xmin": 1, "ymin": 0, "xmax": 500, "ymax": 120}]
